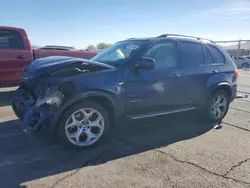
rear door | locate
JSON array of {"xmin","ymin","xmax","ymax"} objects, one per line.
[
  {"xmin": 178, "ymin": 41, "xmax": 209, "ymax": 106},
  {"xmin": 0, "ymin": 29, "xmax": 32, "ymax": 84}
]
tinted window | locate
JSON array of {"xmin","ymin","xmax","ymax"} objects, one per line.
[
  {"xmin": 207, "ymin": 45, "xmax": 224, "ymax": 64},
  {"xmin": 0, "ymin": 29, "xmax": 24, "ymax": 50},
  {"xmin": 144, "ymin": 41, "xmax": 177, "ymax": 69},
  {"xmin": 180, "ymin": 42, "xmax": 204, "ymax": 67},
  {"xmin": 204, "ymin": 46, "xmax": 214, "ymax": 64}
]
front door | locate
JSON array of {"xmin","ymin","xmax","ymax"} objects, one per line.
[{"xmin": 125, "ymin": 40, "xmax": 183, "ymax": 115}]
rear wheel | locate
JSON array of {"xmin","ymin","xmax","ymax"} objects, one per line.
[
  {"xmin": 203, "ymin": 90, "xmax": 229, "ymax": 122},
  {"xmin": 58, "ymin": 100, "xmax": 110, "ymax": 149}
]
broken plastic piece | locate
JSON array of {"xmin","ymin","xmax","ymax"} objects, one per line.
[
  {"xmin": 213, "ymin": 119, "xmax": 222, "ymax": 130},
  {"xmin": 213, "ymin": 124, "xmax": 222, "ymax": 130},
  {"xmin": 236, "ymin": 93, "xmax": 248, "ymax": 99}
]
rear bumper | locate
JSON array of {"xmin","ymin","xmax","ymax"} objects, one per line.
[{"xmin": 230, "ymin": 83, "xmax": 237, "ymax": 102}]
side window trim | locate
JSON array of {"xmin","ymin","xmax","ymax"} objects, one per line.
[
  {"xmin": 203, "ymin": 45, "xmax": 225, "ymax": 66},
  {"xmin": 206, "ymin": 44, "xmax": 225, "ymax": 65}
]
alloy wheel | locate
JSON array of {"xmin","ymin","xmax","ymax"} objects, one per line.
[
  {"xmin": 210, "ymin": 93, "xmax": 228, "ymax": 120},
  {"xmin": 65, "ymin": 108, "xmax": 105, "ymax": 146}
]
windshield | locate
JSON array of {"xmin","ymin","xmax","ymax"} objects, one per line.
[{"xmin": 91, "ymin": 41, "xmax": 146, "ymax": 65}]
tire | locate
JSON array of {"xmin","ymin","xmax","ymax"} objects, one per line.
[
  {"xmin": 242, "ymin": 63, "xmax": 249, "ymax": 69},
  {"xmin": 57, "ymin": 100, "xmax": 110, "ymax": 149},
  {"xmin": 202, "ymin": 89, "xmax": 230, "ymax": 122}
]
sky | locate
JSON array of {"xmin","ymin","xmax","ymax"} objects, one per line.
[{"xmin": 1, "ymin": 0, "xmax": 250, "ymax": 49}]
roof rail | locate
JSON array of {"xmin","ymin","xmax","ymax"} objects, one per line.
[{"xmin": 157, "ymin": 34, "xmax": 214, "ymax": 43}]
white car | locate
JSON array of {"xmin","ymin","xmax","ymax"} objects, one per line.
[
  {"xmin": 242, "ymin": 55, "xmax": 250, "ymax": 60},
  {"xmin": 231, "ymin": 56, "xmax": 250, "ymax": 69}
]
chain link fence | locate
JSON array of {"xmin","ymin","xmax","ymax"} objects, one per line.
[{"xmin": 215, "ymin": 40, "xmax": 250, "ymax": 68}]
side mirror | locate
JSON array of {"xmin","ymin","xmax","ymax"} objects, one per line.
[{"xmin": 135, "ymin": 57, "xmax": 155, "ymax": 70}]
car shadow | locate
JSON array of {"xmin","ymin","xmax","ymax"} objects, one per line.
[
  {"xmin": 0, "ymin": 112, "xmax": 215, "ymax": 187},
  {"xmin": 0, "ymin": 90, "xmax": 15, "ymax": 107}
]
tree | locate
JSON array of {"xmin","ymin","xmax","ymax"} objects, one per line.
[
  {"xmin": 96, "ymin": 42, "xmax": 112, "ymax": 49},
  {"xmin": 86, "ymin": 44, "xmax": 96, "ymax": 51}
]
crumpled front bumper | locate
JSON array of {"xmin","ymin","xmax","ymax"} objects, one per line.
[{"xmin": 12, "ymin": 89, "xmax": 57, "ymax": 131}]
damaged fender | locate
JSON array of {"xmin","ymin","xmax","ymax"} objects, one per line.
[{"xmin": 48, "ymin": 90, "xmax": 118, "ymax": 134}]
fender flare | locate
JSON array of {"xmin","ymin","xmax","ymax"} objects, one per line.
[
  {"xmin": 211, "ymin": 82, "xmax": 232, "ymax": 97},
  {"xmin": 217, "ymin": 82, "xmax": 231, "ymax": 87}
]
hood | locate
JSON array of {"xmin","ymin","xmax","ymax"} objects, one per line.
[{"xmin": 28, "ymin": 56, "xmax": 114, "ymax": 78}]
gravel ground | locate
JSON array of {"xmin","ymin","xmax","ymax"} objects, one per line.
[{"xmin": 0, "ymin": 70, "xmax": 249, "ymax": 188}]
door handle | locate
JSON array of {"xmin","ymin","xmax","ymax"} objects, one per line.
[
  {"xmin": 16, "ymin": 54, "xmax": 26, "ymax": 60},
  {"xmin": 168, "ymin": 73, "xmax": 181, "ymax": 79},
  {"xmin": 212, "ymin": 70, "xmax": 220, "ymax": 73}
]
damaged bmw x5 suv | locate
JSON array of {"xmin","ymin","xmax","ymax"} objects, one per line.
[{"xmin": 12, "ymin": 34, "xmax": 238, "ymax": 148}]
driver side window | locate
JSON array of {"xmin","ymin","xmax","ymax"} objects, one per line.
[{"xmin": 144, "ymin": 41, "xmax": 177, "ymax": 69}]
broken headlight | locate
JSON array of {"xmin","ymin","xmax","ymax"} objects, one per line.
[
  {"xmin": 45, "ymin": 93, "xmax": 61, "ymax": 105},
  {"xmin": 36, "ymin": 88, "xmax": 64, "ymax": 107}
]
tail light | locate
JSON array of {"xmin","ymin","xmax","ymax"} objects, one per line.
[{"xmin": 234, "ymin": 69, "xmax": 238, "ymax": 79}]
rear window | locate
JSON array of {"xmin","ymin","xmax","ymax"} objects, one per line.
[
  {"xmin": 207, "ymin": 45, "xmax": 224, "ymax": 64},
  {"xmin": 180, "ymin": 42, "xmax": 204, "ymax": 67},
  {"xmin": 0, "ymin": 29, "xmax": 24, "ymax": 50}
]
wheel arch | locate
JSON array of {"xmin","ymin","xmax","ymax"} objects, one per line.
[
  {"xmin": 211, "ymin": 82, "xmax": 232, "ymax": 99},
  {"xmin": 50, "ymin": 90, "xmax": 117, "ymax": 135}
]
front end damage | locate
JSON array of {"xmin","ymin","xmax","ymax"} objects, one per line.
[
  {"xmin": 12, "ymin": 56, "xmax": 114, "ymax": 131},
  {"xmin": 12, "ymin": 85, "xmax": 64, "ymax": 131}
]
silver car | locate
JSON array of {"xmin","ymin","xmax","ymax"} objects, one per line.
[{"xmin": 231, "ymin": 56, "xmax": 250, "ymax": 69}]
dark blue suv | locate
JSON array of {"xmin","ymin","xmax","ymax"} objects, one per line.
[{"xmin": 12, "ymin": 34, "xmax": 238, "ymax": 148}]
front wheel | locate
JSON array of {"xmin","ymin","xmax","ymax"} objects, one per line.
[
  {"xmin": 203, "ymin": 90, "xmax": 230, "ymax": 122},
  {"xmin": 57, "ymin": 100, "xmax": 110, "ymax": 149}
]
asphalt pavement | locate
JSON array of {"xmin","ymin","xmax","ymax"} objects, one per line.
[{"xmin": 0, "ymin": 70, "xmax": 249, "ymax": 188}]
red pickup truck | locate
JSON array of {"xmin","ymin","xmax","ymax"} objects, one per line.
[{"xmin": 0, "ymin": 26, "xmax": 97, "ymax": 85}]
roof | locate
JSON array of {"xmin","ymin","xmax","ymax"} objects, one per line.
[{"xmin": 125, "ymin": 34, "xmax": 215, "ymax": 44}]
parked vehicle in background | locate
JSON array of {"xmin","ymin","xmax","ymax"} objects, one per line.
[
  {"xmin": 242, "ymin": 55, "xmax": 250, "ymax": 60},
  {"xmin": 37, "ymin": 45, "xmax": 77, "ymax": 51},
  {"xmin": 0, "ymin": 26, "xmax": 97, "ymax": 85},
  {"xmin": 12, "ymin": 34, "xmax": 238, "ymax": 149},
  {"xmin": 231, "ymin": 56, "xmax": 250, "ymax": 69}
]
